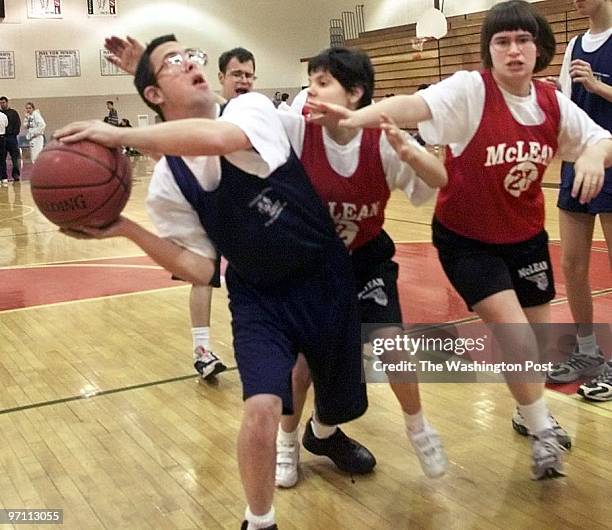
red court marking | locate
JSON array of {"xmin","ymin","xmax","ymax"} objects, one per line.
[{"xmin": 0, "ymin": 256, "xmax": 180, "ymax": 312}]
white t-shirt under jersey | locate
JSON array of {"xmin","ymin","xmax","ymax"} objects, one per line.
[
  {"xmin": 417, "ymin": 70, "xmax": 611, "ymax": 161},
  {"xmin": 277, "ymin": 111, "xmax": 436, "ymax": 205},
  {"xmin": 559, "ymin": 29, "xmax": 612, "ymax": 97},
  {"xmin": 146, "ymin": 92, "xmax": 291, "ymax": 260}
]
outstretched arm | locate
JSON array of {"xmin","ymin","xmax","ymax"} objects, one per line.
[
  {"xmin": 104, "ymin": 35, "xmax": 145, "ymax": 75},
  {"xmin": 307, "ymin": 94, "xmax": 432, "ymax": 129},
  {"xmin": 54, "ymin": 118, "xmax": 251, "ymax": 157},
  {"xmin": 380, "ymin": 113, "xmax": 447, "ymax": 188},
  {"xmin": 63, "ymin": 217, "xmax": 216, "ymax": 285}
]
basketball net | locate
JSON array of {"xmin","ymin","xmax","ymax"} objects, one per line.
[{"xmin": 410, "ymin": 37, "xmax": 431, "ymax": 52}]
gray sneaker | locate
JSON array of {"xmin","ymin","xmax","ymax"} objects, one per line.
[
  {"xmin": 511, "ymin": 407, "xmax": 571, "ymax": 450},
  {"xmin": 531, "ymin": 429, "xmax": 566, "ymax": 480},
  {"xmin": 547, "ymin": 347, "xmax": 605, "ymax": 383},
  {"xmin": 578, "ymin": 360, "xmax": 612, "ymax": 402}
]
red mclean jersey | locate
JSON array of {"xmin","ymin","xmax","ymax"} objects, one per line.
[
  {"xmin": 435, "ymin": 69, "xmax": 560, "ymax": 244},
  {"xmin": 301, "ymin": 122, "xmax": 390, "ymax": 250}
]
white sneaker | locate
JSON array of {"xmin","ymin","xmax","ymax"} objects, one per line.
[
  {"xmin": 531, "ymin": 428, "xmax": 566, "ymax": 480},
  {"xmin": 275, "ymin": 435, "xmax": 299, "ymax": 488},
  {"xmin": 408, "ymin": 424, "xmax": 448, "ymax": 478}
]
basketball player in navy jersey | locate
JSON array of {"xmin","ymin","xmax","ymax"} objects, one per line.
[
  {"xmin": 56, "ymin": 35, "xmax": 370, "ymax": 530},
  {"xmin": 546, "ymin": 0, "xmax": 612, "ymax": 402},
  {"xmin": 308, "ymin": 0, "xmax": 612, "ymax": 479}
]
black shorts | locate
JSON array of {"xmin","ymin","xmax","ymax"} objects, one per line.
[
  {"xmin": 226, "ymin": 242, "xmax": 367, "ymax": 426},
  {"xmin": 432, "ymin": 218, "xmax": 555, "ymax": 310},
  {"xmin": 171, "ymin": 255, "xmax": 222, "ymax": 287},
  {"xmin": 352, "ymin": 230, "xmax": 402, "ymax": 340}
]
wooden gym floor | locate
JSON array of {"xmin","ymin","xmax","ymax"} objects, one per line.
[{"xmin": 0, "ymin": 157, "xmax": 610, "ymax": 529}]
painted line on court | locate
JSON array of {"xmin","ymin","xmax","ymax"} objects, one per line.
[
  {"xmin": 0, "ymin": 367, "xmax": 239, "ymax": 417},
  {"xmin": 0, "ymin": 284, "xmax": 191, "ymax": 314},
  {"xmin": 0, "ymin": 253, "xmax": 147, "ymax": 270}
]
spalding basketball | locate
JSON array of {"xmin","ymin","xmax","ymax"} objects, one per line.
[{"xmin": 30, "ymin": 140, "xmax": 132, "ymax": 228}]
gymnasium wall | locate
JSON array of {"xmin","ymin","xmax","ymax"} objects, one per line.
[{"xmin": 0, "ymin": 0, "xmax": 566, "ymax": 134}]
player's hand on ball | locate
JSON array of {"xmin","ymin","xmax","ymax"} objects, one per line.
[
  {"xmin": 54, "ymin": 120, "xmax": 124, "ymax": 148},
  {"xmin": 61, "ymin": 216, "xmax": 131, "ymax": 240}
]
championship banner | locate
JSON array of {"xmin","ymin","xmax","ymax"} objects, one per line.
[
  {"xmin": 87, "ymin": 0, "xmax": 117, "ymax": 16},
  {"xmin": 27, "ymin": 0, "xmax": 62, "ymax": 18}
]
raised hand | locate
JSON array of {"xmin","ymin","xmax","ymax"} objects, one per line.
[
  {"xmin": 380, "ymin": 113, "xmax": 418, "ymax": 162},
  {"xmin": 104, "ymin": 35, "xmax": 145, "ymax": 75},
  {"xmin": 305, "ymin": 99, "xmax": 357, "ymax": 128}
]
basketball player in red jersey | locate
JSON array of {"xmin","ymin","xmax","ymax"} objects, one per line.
[
  {"xmin": 274, "ymin": 47, "xmax": 448, "ymax": 487},
  {"xmin": 308, "ymin": 0, "xmax": 612, "ymax": 480}
]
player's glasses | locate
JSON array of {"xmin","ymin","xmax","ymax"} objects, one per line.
[
  {"xmin": 228, "ymin": 70, "xmax": 257, "ymax": 81},
  {"xmin": 155, "ymin": 48, "xmax": 208, "ymax": 76}
]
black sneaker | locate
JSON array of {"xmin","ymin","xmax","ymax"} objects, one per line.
[
  {"xmin": 240, "ymin": 521, "xmax": 277, "ymax": 530},
  {"xmin": 302, "ymin": 419, "xmax": 376, "ymax": 474},
  {"xmin": 193, "ymin": 346, "xmax": 227, "ymax": 380}
]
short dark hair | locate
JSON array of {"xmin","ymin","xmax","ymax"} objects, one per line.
[
  {"xmin": 106, "ymin": 100, "xmax": 114, "ymax": 106},
  {"xmin": 308, "ymin": 47, "xmax": 374, "ymax": 109},
  {"xmin": 281, "ymin": 93, "xmax": 289, "ymax": 101},
  {"xmin": 480, "ymin": 0, "xmax": 555, "ymax": 73},
  {"xmin": 134, "ymin": 34, "xmax": 177, "ymax": 120},
  {"xmin": 0, "ymin": 96, "xmax": 7, "ymax": 103},
  {"xmin": 417, "ymin": 84, "xmax": 430, "ymax": 91},
  {"xmin": 218, "ymin": 47, "xmax": 255, "ymax": 74}
]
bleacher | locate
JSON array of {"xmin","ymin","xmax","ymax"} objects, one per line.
[{"xmin": 343, "ymin": 0, "xmax": 589, "ymax": 99}]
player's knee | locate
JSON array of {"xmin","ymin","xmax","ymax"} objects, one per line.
[
  {"xmin": 561, "ymin": 252, "xmax": 589, "ymax": 279},
  {"xmin": 243, "ymin": 395, "xmax": 282, "ymax": 441}
]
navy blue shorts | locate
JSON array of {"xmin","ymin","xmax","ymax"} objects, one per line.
[
  {"xmin": 558, "ymin": 161, "xmax": 612, "ymax": 214},
  {"xmin": 226, "ymin": 242, "xmax": 367, "ymax": 426},
  {"xmin": 432, "ymin": 218, "xmax": 555, "ymax": 310},
  {"xmin": 352, "ymin": 230, "xmax": 403, "ymax": 340}
]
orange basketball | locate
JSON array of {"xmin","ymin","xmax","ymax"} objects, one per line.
[{"xmin": 30, "ymin": 139, "xmax": 132, "ymax": 228}]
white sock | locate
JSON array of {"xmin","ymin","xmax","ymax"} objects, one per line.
[
  {"xmin": 577, "ymin": 334, "xmax": 599, "ymax": 358},
  {"xmin": 192, "ymin": 326, "xmax": 210, "ymax": 351},
  {"xmin": 403, "ymin": 409, "xmax": 426, "ymax": 433},
  {"xmin": 518, "ymin": 398, "xmax": 553, "ymax": 435},
  {"xmin": 277, "ymin": 426, "xmax": 299, "ymax": 444},
  {"xmin": 311, "ymin": 413, "xmax": 337, "ymax": 439},
  {"xmin": 245, "ymin": 506, "xmax": 275, "ymax": 530}
]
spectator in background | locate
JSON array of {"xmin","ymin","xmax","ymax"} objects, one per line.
[
  {"xmin": 0, "ymin": 110, "xmax": 8, "ymax": 185},
  {"xmin": 24, "ymin": 102, "xmax": 46, "ymax": 163},
  {"xmin": 218, "ymin": 47, "xmax": 256, "ymax": 99},
  {"xmin": 106, "ymin": 100, "xmax": 119, "ymax": 126},
  {"xmin": 272, "ymin": 91, "xmax": 282, "ymax": 108},
  {"xmin": 0, "ymin": 96, "xmax": 22, "ymax": 182},
  {"xmin": 278, "ymin": 92, "xmax": 291, "ymax": 111}
]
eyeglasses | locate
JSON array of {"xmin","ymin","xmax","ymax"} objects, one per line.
[
  {"xmin": 155, "ymin": 48, "xmax": 208, "ymax": 76},
  {"xmin": 228, "ymin": 70, "xmax": 257, "ymax": 81},
  {"xmin": 490, "ymin": 34, "xmax": 536, "ymax": 52}
]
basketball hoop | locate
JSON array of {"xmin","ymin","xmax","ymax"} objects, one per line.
[{"xmin": 416, "ymin": 7, "xmax": 448, "ymax": 40}]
